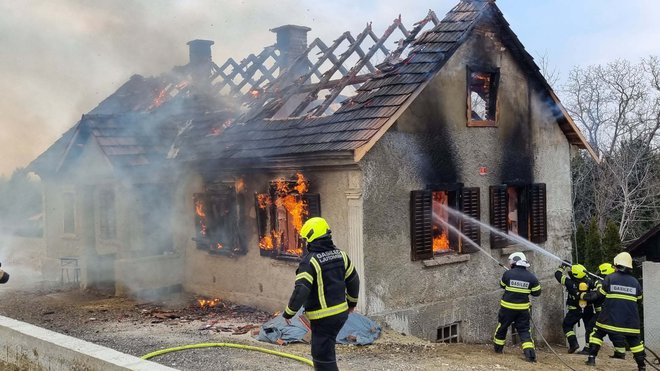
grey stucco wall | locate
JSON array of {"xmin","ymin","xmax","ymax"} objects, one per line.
[
  {"xmin": 179, "ymin": 168, "xmax": 357, "ymax": 313},
  {"xmin": 359, "ymin": 27, "xmax": 569, "ymax": 343}
]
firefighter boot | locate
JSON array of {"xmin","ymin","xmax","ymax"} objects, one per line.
[
  {"xmin": 493, "ymin": 344, "xmax": 503, "ymax": 354},
  {"xmin": 567, "ymin": 336, "xmax": 580, "ymax": 354},
  {"xmin": 523, "ymin": 348, "xmax": 536, "ymax": 363},
  {"xmin": 577, "ymin": 347, "xmax": 590, "ymax": 355},
  {"xmin": 585, "ymin": 356, "xmax": 596, "ymax": 366},
  {"xmin": 609, "ymin": 351, "xmax": 626, "ymax": 359},
  {"xmin": 634, "ymin": 354, "xmax": 646, "ymax": 371}
]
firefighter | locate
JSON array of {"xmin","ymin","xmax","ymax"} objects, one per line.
[
  {"xmin": 554, "ymin": 262, "xmax": 595, "ymax": 354},
  {"xmin": 493, "ymin": 252, "xmax": 541, "ymax": 363},
  {"xmin": 584, "ymin": 252, "xmax": 646, "ymax": 370},
  {"xmin": 584, "ymin": 262, "xmax": 627, "ymax": 359},
  {"xmin": 282, "ymin": 217, "xmax": 360, "ymax": 371}
]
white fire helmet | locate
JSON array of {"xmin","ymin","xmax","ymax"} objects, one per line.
[{"xmin": 508, "ymin": 252, "xmax": 530, "ymax": 268}]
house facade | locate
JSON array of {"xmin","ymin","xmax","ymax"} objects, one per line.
[{"xmin": 29, "ymin": 0, "xmax": 597, "ymax": 343}]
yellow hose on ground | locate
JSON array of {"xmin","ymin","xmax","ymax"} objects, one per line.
[{"xmin": 141, "ymin": 342, "xmax": 314, "ymax": 367}]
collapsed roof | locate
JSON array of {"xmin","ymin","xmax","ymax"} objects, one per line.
[{"xmin": 29, "ymin": 0, "xmax": 598, "ymax": 176}]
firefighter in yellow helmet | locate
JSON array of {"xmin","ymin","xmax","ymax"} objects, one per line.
[
  {"xmin": 582, "ymin": 262, "xmax": 627, "ymax": 359},
  {"xmin": 584, "ymin": 252, "xmax": 645, "ymax": 370},
  {"xmin": 282, "ymin": 217, "xmax": 360, "ymax": 371},
  {"xmin": 554, "ymin": 262, "xmax": 596, "ymax": 354},
  {"xmin": 493, "ymin": 252, "xmax": 541, "ymax": 362}
]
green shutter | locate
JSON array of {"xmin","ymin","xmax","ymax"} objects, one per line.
[{"xmin": 411, "ymin": 190, "xmax": 433, "ymax": 261}]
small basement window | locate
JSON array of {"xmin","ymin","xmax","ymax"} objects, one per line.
[
  {"xmin": 255, "ymin": 173, "xmax": 320, "ymax": 260},
  {"xmin": 436, "ymin": 322, "xmax": 460, "ymax": 343},
  {"xmin": 467, "ymin": 67, "xmax": 499, "ymax": 127},
  {"xmin": 193, "ymin": 181, "xmax": 246, "ymax": 255},
  {"xmin": 489, "ymin": 183, "xmax": 547, "ymax": 248},
  {"xmin": 410, "ymin": 185, "xmax": 481, "ymax": 261}
]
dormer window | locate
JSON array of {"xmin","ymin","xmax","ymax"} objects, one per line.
[{"xmin": 467, "ymin": 67, "xmax": 499, "ymax": 126}]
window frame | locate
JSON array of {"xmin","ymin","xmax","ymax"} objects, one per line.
[
  {"xmin": 466, "ymin": 66, "xmax": 500, "ymax": 127},
  {"xmin": 489, "ymin": 183, "xmax": 547, "ymax": 249},
  {"xmin": 255, "ymin": 181, "xmax": 321, "ymax": 261},
  {"xmin": 193, "ymin": 182, "xmax": 246, "ymax": 256},
  {"xmin": 410, "ymin": 184, "xmax": 481, "ymax": 261}
]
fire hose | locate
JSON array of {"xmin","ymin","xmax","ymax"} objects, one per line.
[{"xmin": 141, "ymin": 342, "xmax": 313, "ymax": 367}]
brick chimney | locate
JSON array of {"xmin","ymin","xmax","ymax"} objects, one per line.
[
  {"xmin": 270, "ymin": 25, "xmax": 311, "ymax": 80},
  {"xmin": 186, "ymin": 39, "xmax": 215, "ymax": 85}
]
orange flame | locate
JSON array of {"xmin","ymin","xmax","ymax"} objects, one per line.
[
  {"xmin": 197, "ymin": 298, "xmax": 221, "ymax": 309},
  {"xmin": 257, "ymin": 173, "xmax": 309, "ymax": 256},
  {"xmin": 195, "ymin": 198, "xmax": 207, "ymax": 236},
  {"xmin": 433, "ymin": 228, "xmax": 450, "ymax": 253},
  {"xmin": 235, "ymin": 178, "xmax": 245, "ymax": 193}
]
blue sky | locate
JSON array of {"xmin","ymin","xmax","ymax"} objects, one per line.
[{"xmin": 1, "ymin": 0, "xmax": 659, "ymax": 176}]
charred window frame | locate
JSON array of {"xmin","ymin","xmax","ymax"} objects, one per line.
[
  {"xmin": 255, "ymin": 178, "xmax": 321, "ymax": 261},
  {"xmin": 193, "ymin": 183, "xmax": 246, "ymax": 256},
  {"xmin": 98, "ymin": 189, "xmax": 117, "ymax": 240},
  {"xmin": 489, "ymin": 183, "xmax": 547, "ymax": 248},
  {"xmin": 62, "ymin": 192, "xmax": 76, "ymax": 235},
  {"xmin": 467, "ymin": 66, "xmax": 499, "ymax": 127},
  {"xmin": 410, "ymin": 185, "xmax": 481, "ymax": 261}
]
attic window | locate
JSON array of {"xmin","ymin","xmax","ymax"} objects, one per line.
[
  {"xmin": 489, "ymin": 184, "xmax": 547, "ymax": 248},
  {"xmin": 467, "ymin": 67, "xmax": 499, "ymax": 127},
  {"xmin": 410, "ymin": 185, "xmax": 481, "ymax": 261},
  {"xmin": 193, "ymin": 182, "xmax": 246, "ymax": 256},
  {"xmin": 255, "ymin": 173, "xmax": 320, "ymax": 261}
]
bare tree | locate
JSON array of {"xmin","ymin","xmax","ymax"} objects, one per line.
[{"xmin": 565, "ymin": 58, "xmax": 660, "ymax": 242}]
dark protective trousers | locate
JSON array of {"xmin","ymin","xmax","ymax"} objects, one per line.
[
  {"xmin": 310, "ymin": 311, "xmax": 349, "ymax": 371},
  {"xmin": 589, "ymin": 326, "xmax": 645, "ymax": 367},
  {"xmin": 493, "ymin": 307, "xmax": 534, "ymax": 350},
  {"xmin": 586, "ymin": 311, "xmax": 627, "ymax": 354},
  {"xmin": 563, "ymin": 307, "xmax": 594, "ymax": 346}
]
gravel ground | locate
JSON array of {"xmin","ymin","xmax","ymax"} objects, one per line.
[{"xmin": 0, "ymin": 283, "xmax": 641, "ymax": 371}]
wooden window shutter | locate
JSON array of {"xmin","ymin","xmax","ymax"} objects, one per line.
[
  {"xmin": 529, "ymin": 183, "xmax": 547, "ymax": 243},
  {"xmin": 254, "ymin": 193, "xmax": 269, "ymax": 246},
  {"xmin": 303, "ymin": 193, "xmax": 321, "ymax": 219},
  {"xmin": 410, "ymin": 190, "xmax": 433, "ymax": 261},
  {"xmin": 460, "ymin": 187, "xmax": 481, "ymax": 252},
  {"xmin": 489, "ymin": 186, "xmax": 508, "ymax": 249}
]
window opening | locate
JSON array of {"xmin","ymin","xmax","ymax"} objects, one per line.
[
  {"xmin": 256, "ymin": 173, "xmax": 320, "ymax": 260},
  {"xmin": 468, "ymin": 68, "xmax": 499, "ymax": 126}
]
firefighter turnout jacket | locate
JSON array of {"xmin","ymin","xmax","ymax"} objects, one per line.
[
  {"xmin": 584, "ymin": 270, "xmax": 643, "ymax": 334},
  {"xmin": 499, "ymin": 266, "xmax": 541, "ymax": 310},
  {"xmin": 554, "ymin": 267, "xmax": 594, "ymax": 310},
  {"xmin": 283, "ymin": 236, "xmax": 359, "ymax": 320}
]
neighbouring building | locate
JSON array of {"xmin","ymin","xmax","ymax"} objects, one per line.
[{"xmin": 28, "ymin": 0, "xmax": 599, "ymax": 343}]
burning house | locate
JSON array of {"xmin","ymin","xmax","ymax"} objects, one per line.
[{"xmin": 28, "ymin": 0, "xmax": 598, "ymax": 343}]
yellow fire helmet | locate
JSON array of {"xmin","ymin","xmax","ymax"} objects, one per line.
[
  {"xmin": 300, "ymin": 217, "xmax": 331, "ymax": 243},
  {"xmin": 578, "ymin": 282, "xmax": 589, "ymax": 292},
  {"xmin": 613, "ymin": 252, "xmax": 633, "ymax": 269},
  {"xmin": 571, "ymin": 264, "xmax": 587, "ymax": 279},
  {"xmin": 598, "ymin": 262, "xmax": 616, "ymax": 276}
]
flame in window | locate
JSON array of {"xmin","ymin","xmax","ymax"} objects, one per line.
[
  {"xmin": 258, "ymin": 173, "xmax": 309, "ymax": 256},
  {"xmin": 194, "ymin": 198, "xmax": 207, "ymax": 236}
]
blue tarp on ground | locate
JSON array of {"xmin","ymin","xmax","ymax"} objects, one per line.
[{"xmin": 257, "ymin": 309, "xmax": 381, "ymax": 345}]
